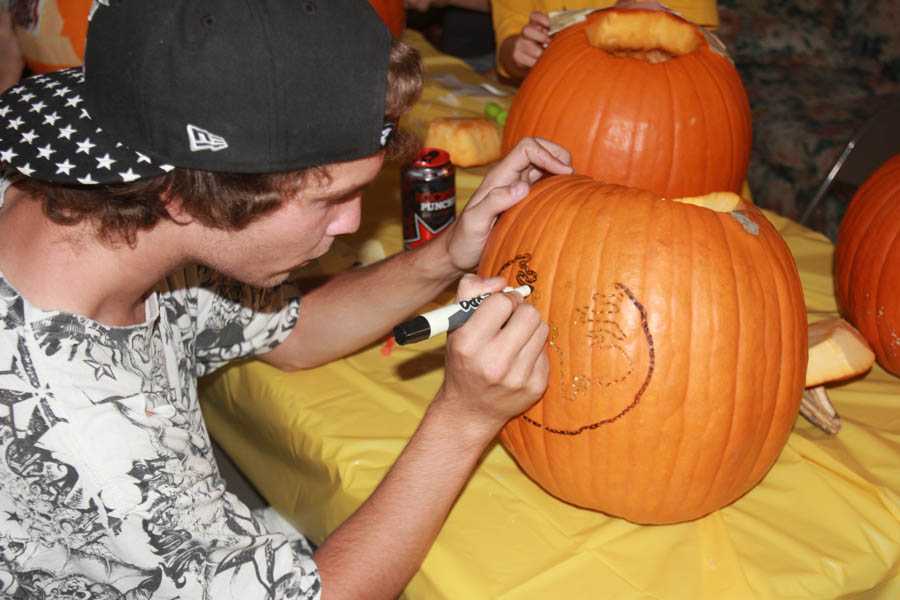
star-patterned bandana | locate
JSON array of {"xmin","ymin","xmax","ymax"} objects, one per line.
[{"xmin": 0, "ymin": 68, "xmax": 175, "ymax": 185}]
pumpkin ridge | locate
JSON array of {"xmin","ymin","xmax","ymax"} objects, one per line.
[
  {"xmin": 621, "ymin": 194, "xmax": 656, "ymax": 515},
  {"xmin": 742, "ymin": 211, "xmax": 805, "ymax": 487},
  {"xmin": 655, "ymin": 199, "xmax": 703, "ymax": 517},
  {"xmin": 673, "ymin": 54, "xmax": 713, "ymax": 195},
  {"xmin": 511, "ymin": 177, "xmax": 582, "ymax": 492},
  {"xmin": 691, "ymin": 208, "xmax": 751, "ymax": 513},
  {"xmin": 836, "ymin": 155, "xmax": 900, "ymax": 374},
  {"xmin": 693, "ymin": 53, "xmax": 739, "ymax": 193},
  {"xmin": 866, "ymin": 190, "xmax": 899, "ymax": 363},
  {"xmin": 658, "ymin": 58, "xmax": 678, "ymax": 193},
  {"xmin": 712, "ymin": 54, "xmax": 753, "ymax": 191},
  {"xmin": 584, "ymin": 54, "xmax": 627, "ymax": 180},
  {"xmin": 879, "ymin": 228, "xmax": 900, "ymax": 364}
]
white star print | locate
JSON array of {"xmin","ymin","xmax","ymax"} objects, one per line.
[
  {"xmin": 0, "ymin": 106, "xmax": 9, "ymax": 117},
  {"xmin": 0, "ymin": 148, "xmax": 17, "ymax": 162},
  {"xmin": 55, "ymin": 159, "xmax": 75, "ymax": 175},
  {"xmin": 19, "ymin": 92, "xmax": 35, "ymax": 103},
  {"xmin": 58, "ymin": 125, "xmax": 76, "ymax": 139},
  {"xmin": 96, "ymin": 154, "xmax": 115, "ymax": 169},
  {"xmin": 79, "ymin": 108, "xmax": 91, "ymax": 120},
  {"xmin": 29, "ymin": 100, "xmax": 46, "ymax": 113},
  {"xmin": 8, "ymin": 87, "xmax": 23, "ymax": 95},
  {"xmin": 76, "ymin": 138, "xmax": 96, "ymax": 154},
  {"xmin": 7, "ymin": 116, "xmax": 23, "ymax": 130},
  {"xmin": 43, "ymin": 112, "xmax": 61, "ymax": 126},
  {"xmin": 20, "ymin": 130, "xmax": 37, "ymax": 144},
  {"xmin": 53, "ymin": 86, "xmax": 71, "ymax": 97},
  {"xmin": 77, "ymin": 174, "xmax": 98, "ymax": 185},
  {"xmin": 17, "ymin": 163, "xmax": 34, "ymax": 176},
  {"xmin": 36, "ymin": 144, "xmax": 55, "ymax": 160},
  {"xmin": 135, "ymin": 152, "xmax": 151, "ymax": 164},
  {"xmin": 65, "ymin": 95, "xmax": 84, "ymax": 108},
  {"xmin": 160, "ymin": 164, "xmax": 175, "ymax": 172},
  {"xmin": 44, "ymin": 80, "xmax": 60, "ymax": 88},
  {"xmin": 118, "ymin": 168, "xmax": 140, "ymax": 182}
]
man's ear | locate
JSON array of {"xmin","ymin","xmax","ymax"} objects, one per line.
[{"xmin": 160, "ymin": 190, "xmax": 194, "ymax": 226}]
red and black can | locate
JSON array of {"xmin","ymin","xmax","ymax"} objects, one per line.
[{"xmin": 402, "ymin": 147, "xmax": 456, "ymax": 249}]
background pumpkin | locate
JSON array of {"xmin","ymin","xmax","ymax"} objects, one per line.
[
  {"xmin": 367, "ymin": 0, "xmax": 405, "ymax": 38},
  {"xmin": 502, "ymin": 9, "xmax": 752, "ymax": 199},
  {"xmin": 10, "ymin": 0, "xmax": 92, "ymax": 74},
  {"xmin": 477, "ymin": 175, "xmax": 807, "ymax": 524},
  {"xmin": 835, "ymin": 153, "xmax": 900, "ymax": 377}
]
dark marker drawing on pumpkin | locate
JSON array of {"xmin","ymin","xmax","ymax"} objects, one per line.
[{"xmin": 496, "ymin": 251, "xmax": 655, "ymax": 436}]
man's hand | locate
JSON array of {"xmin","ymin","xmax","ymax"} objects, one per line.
[
  {"xmin": 443, "ymin": 136, "xmax": 572, "ymax": 274},
  {"xmin": 437, "ymin": 274, "xmax": 550, "ymax": 435}
]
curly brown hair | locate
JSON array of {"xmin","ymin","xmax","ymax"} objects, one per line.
[{"xmin": 11, "ymin": 38, "xmax": 423, "ymax": 247}]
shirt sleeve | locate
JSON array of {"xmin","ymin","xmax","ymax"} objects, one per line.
[
  {"xmin": 491, "ymin": 0, "xmax": 538, "ymax": 78},
  {"xmin": 180, "ymin": 265, "xmax": 301, "ymax": 376}
]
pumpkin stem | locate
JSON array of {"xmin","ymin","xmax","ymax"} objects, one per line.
[{"xmin": 585, "ymin": 10, "xmax": 705, "ymax": 63}]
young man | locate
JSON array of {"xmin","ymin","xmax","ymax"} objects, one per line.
[{"xmin": 0, "ymin": 0, "xmax": 571, "ymax": 598}]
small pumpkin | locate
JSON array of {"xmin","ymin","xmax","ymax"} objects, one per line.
[
  {"xmin": 367, "ymin": 0, "xmax": 405, "ymax": 38},
  {"xmin": 477, "ymin": 175, "xmax": 806, "ymax": 524},
  {"xmin": 502, "ymin": 9, "xmax": 752, "ymax": 199},
  {"xmin": 835, "ymin": 153, "xmax": 900, "ymax": 377}
]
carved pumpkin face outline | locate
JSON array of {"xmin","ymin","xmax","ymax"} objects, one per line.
[{"xmin": 496, "ymin": 254, "xmax": 656, "ymax": 435}]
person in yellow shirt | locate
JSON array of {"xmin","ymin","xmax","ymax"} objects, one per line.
[{"xmin": 493, "ymin": 0, "xmax": 719, "ymax": 83}]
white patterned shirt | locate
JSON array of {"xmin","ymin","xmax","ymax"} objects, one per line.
[{"xmin": 0, "ymin": 261, "xmax": 322, "ymax": 599}]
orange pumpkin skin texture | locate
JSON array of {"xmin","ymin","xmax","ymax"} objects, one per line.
[
  {"xmin": 477, "ymin": 175, "xmax": 807, "ymax": 524},
  {"xmin": 502, "ymin": 9, "xmax": 752, "ymax": 199},
  {"xmin": 367, "ymin": 0, "xmax": 405, "ymax": 38},
  {"xmin": 835, "ymin": 154, "xmax": 900, "ymax": 377}
]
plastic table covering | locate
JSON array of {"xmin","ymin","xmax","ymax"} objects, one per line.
[{"xmin": 198, "ymin": 30, "xmax": 900, "ymax": 599}]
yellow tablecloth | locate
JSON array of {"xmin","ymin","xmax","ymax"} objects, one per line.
[{"xmin": 198, "ymin": 31, "xmax": 900, "ymax": 599}]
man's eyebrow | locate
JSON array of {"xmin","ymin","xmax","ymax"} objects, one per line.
[{"xmin": 322, "ymin": 180, "xmax": 375, "ymax": 202}]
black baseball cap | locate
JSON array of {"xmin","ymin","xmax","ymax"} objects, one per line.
[{"xmin": 0, "ymin": 0, "xmax": 394, "ymax": 185}]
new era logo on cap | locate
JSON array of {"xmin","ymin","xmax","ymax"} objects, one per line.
[{"xmin": 187, "ymin": 124, "xmax": 228, "ymax": 152}]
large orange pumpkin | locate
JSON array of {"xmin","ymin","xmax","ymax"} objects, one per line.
[
  {"xmin": 835, "ymin": 153, "xmax": 900, "ymax": 377},
  {"xmin": 502, "ymin": 9, "xmax": 752, "ymax": 199},
  {"xmin": 367, "ymin": 0, "xmax": 405, "ymax": 38},
  {"xmin": 477, "ymin": 175, "xmax": 807, "ymax": 524}
]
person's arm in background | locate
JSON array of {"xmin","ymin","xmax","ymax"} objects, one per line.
[
  {"xmin": 0, "ymin": 9, "xmax": 23, "ymax": 93},
  {"xmin": 405, "ymin": 0, "xmax": 489, "ymax": 13},
  {"xmin": 497, "ymin": 10, "xmax": 550, "ymax": 84}
]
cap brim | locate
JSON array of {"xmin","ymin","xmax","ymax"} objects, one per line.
[{"xmin": 0, "ymin": 68, "xmax": 174, "ymax": 186}]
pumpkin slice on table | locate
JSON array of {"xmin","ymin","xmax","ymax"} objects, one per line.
[
  {"xmin": 800, "ymin": 318, "xmax": 876, "ymax": 434},
  {"xmin": 478, "ymin": 175, "xmax": 806, "ymax": 524},
  {"xmin": 502, "ymin": 8, "xmax": 751, "ymax": 199},
  {"xmin": 424, "ymin": 117, "xmax": 502, "ymax": 167}
]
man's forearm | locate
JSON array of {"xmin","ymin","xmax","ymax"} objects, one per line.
[
  {"xmin": 261, "ymin": 233, "xmax": 462, "ymax": 370},
  {"xmin": 311, "ymin": 388, "xmax": 499, "ymax": 600}
]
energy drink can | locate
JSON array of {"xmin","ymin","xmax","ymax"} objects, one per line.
[{"xmin": 402, "ymin": 148, "xmax": 456, "ymax": 249}]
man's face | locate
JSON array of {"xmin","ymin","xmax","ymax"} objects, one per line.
[{"xmin": 198, "ymin": 153, "xmax": 385, "ymax": 287}]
